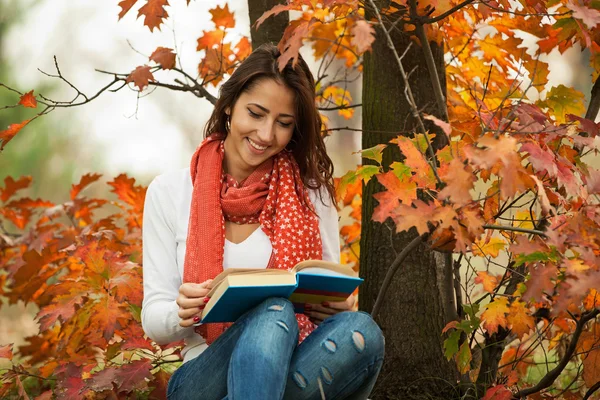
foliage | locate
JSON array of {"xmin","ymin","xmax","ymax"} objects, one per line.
[{"xmin": 1, "ymin": 0, "xmax": 600, "ymax": 398}]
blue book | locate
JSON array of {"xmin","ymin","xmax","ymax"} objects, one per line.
[{"xmin": 200, "ymin": 260, "xmax": 363, "ymax": 323}]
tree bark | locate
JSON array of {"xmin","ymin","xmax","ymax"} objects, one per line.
[
  {"xmin": 360, "ymin": 4, "xmax": 460, "ymax": 399},
  {"xmin": 247, "ymin": 0, "xmax": 289, "ymax": 49}
]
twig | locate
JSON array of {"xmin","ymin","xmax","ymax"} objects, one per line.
[
  {"xmin": 482, "ymin": 224, "xmax": 547, "ymax": 237},
  {"xmin": 371, "ymin": 232, "xmax": 429, "ymax": 319}
]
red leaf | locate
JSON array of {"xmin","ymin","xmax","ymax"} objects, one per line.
[
  {"xmin": 277, "ymin": 19, "xmax": 315, "ymax": 71},
  {"xmin": 118, "ymin": 0, "xmax": 138, "ymax": 19},
  {"xmin": 566, "ymin": 0, "xmax": 600, "ymax": 29},
  {"xmin": 137, "ymin": 0, "xmax": 169, "ymax": 32},
  {"xmin": 0, "ymin": 119, "xmax": 31, "ymax": 150},
  {"xmin": 523, "ymin": 263, "xmax": 558, "ymax": 302},
  {"xmin": 70, "ymin": 173, "xmax": 102, "ymax": 200},
  {"xmin": 0, "ymin": 344, "xmax": 13, "ymax": 360},
  {"xmin": 18, "ymin": 90, "xmax": 38, "ymax": 108},
  {"xmin": 424, "ymin": 114, "xmax": 452, "ymax": 137},
  {"xmin": 36, "ymin": 295, "xmax": 84, "ymax": 331},
  {"xmin": 1, "ymin": 176, "xmax": 32, "ymax": 202},
  {"xmin": 85, "ymin": 367, "xmax": 118, "ymax": 393},
  {"xmin": 114, "ymin": 359, "xmax": 153, "ymax": 393},
  {"xmin": 351, "ymin": 20, "xmax": 376, "ymax": 53},
  {"xmin": 521, "ymin": 142, "xmax": 557, "ymax": 177},
  {"xmin": 372, "ymin": 171, "xmax": 417, "ymax": 222},
  {"xmin": 255, "ymin": 4, "xmax": 294, "ymax": 29},
  {"xmin": 482, "ymin": 385, "xmax": 512, "ymax": 400},
  {"xmin": 149, "ymin": 47, "xmax": 176, "ymax": 70},
  {"xmin": 126, "ymin": 65, "xmax": 155, "ymax": 91}
]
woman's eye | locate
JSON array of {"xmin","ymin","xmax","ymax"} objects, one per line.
[
  {"xmin": 279, "ymin": 121, "xmax": 293, "ymax": 128},
  {"xmin": 248, "ymin": 109, "xmax": 261, "ymax": 118}
]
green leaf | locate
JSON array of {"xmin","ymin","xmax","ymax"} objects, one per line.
[
  {"xmin": 356, "ymin": 165, "xmax": 380, "ymax": 183},
  {"xmin": 462, "ymin": 303, "xmax": 480, "ymax": 320},
  {"xmin": 537, "ymin": 84, "xmax": 585, "ymax": 123},
  {"xmin": 443, "ymin": 330, "xmax": 461, "ymax": 360},
  {"xmin": 359, "ymin": 144, "xmax": 387, "ymax": 165},
  {"xmin": 390, "ymin": 162, "xmax": 411, "ymax": 181},
  {"xmin": 515, "ymin": 250, "xmax": 559, "ymax": 267},
  {"xmin": 456, "ymin": 341, "xmax": 472, "ymax": 374},
  {"xmin": 128, "ymin": 303, "xmax": 142, "ymax": 322}
]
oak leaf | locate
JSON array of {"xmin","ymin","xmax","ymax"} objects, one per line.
[
  {"xmin": 0, "ymin": 344, "xmax": 13, "ymax": 360},
  {"xmin": 70, "ymin": 173, "xmax": 102, "ymax": 201},
  {"xmin": 126, "ymin": 65, "xmax": 155, "ymax": 91},
  {"xmin": 197, "ymin": 29, "xmax": 226, "ymax": 50},
  {"xmin": 482, "ymin": 385, "xmax": 512, "ymax": 400},
  {"xmin": 393, "ymin": 136, "xmax": 436, "ymax": 189},
  {"xmin": 438, "ymin": 158, "xmax": 475, "ymax": 206},
  {"xmin": 481, "ymin": 297, "xmax": 509, "ymax": 334},
  {"xmin": 472, "ymin": 237, "xmax": 505, "ymax": 258},
  {"xmin": 149, "ymin": 47, "xmax": 176, "ymax": 70},
  {"xmin": 475, "ymin": 271, "xmax": 500, "ymax": 293},
  {"xmin": 114, "ymin": 359, "xmax": 152, "ymax": 393},
  {"xmin": 351, "ymin": 20, "xmax": 375, "ymax": 53},
  {"xmin": 210, "ymin": 4, "xmax": 235, "ymax": 29},
  {"xmin": 118, "ymin": 0, "xmax": 138, "ymax": 19},
  {"xmin": 583, "ymin": 348, "xmax": 600, "ymax": 388},
  {"xmin": 137, "ymin": 0, "xmax": 169, "ymax": 32},
  {"xmin": 0, "ymin": 119, "xmax": 31, "ymax": 150},
  {"xmin": 566, "ymin": 0, "xmax": 600, "ymax": 29},
  {"xmin": 19, "ymin": 90, "xmax": 37, "ymax": 108},
  {"xmin": 507, "ymin": 300, "xmax": 535, "ymax": 339},
  {"xmin": 1, "ymin": 176, "xmax": 32, "ymax": 202},
  {"xmin": 391, "ymin": 200, "xmax": 440, "ymax": 235}
]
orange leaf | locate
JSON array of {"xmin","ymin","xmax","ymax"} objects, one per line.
[
  {"xmin": 0, "ymin": 119, "xmax": 31, "ymax": 150},
  {"xmin": 393, "ymin": 136, "xmax": 436, "ymax": 189},
  {"xmin": 278, "ymin": 19, "xmax": 315, "ymax": 71},
  {"xmin": 438, "ymin": 158, "xmax": 475, "ymax": 206},
  {"xmin": 391, "ymin": 200, "xmax": 440, "ymax": 235},
  {"xmin": 149, "ymin": 47, "xmax": 176, "ymax": 70},
  {"xmin": 583, "ymin": 348, "xmax": 600, "ymax": 388},
  {"xmin": 0, "ymin": 343, "xmax": 13, "ymax": 360},
  {"xmin": 70, "ymin": 173, "xmax": 102, "ymax": 201},
  {"xmin": 126, "ymin": 65, "xmax": 155, "ymax": 91},
  {"xmin": 118, "ymin": 0, "xmax": 138, "ymax": 19},
  {"xmin": 351, "ymin": 20, "xmax": 375, "ymax": 53},
  {"xmin": 1, "ymin": 176, "xmax": 32, "ymax": 203},
  {"xmin": 137, "ymin": 0, "xmax": 169, "ymax": 32},
  {"xmin": 482, "ymin": 297, "xmax": 509, "ymax": 334},
  {"xmin": 210, "ymin": 4, "xmax": 235, "ymax": 29},
  {"xmin": 372, "ymin": 172, "xmax": 417, "ymax": 222},
  {"xmin": 19, "ymin": 90, "xmax": 37, "ymax": 108},
  {"xmin": 475, "ymin": 271, "xmax": 499, "ymax": 293},
  {"xmin": 197, "ymin": 29, "xmax": 226, "ymax": 50},
  {"xmin": 255, "ymin": 4, "xmax": 294, "ymax": 29},
  {"xmin": 507, "ymin": 300, "xmax": 535, "ymax": 339}
]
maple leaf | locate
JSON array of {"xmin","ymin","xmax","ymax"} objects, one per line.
[
  {"xmin": 482, "ymin": 385, "xmax": 512, "ymax": 400},
  {"xmin": 393, "ymin": 136, "xmax": 436, "ymax": 189},
  {"xmin": 538, "ymin": 85, "xmax": 586, "ymax": 124},
  {"xmin": 18, "ymin": 90, "xmax": 37, "ymax": 108},
  {"xmin": 481, "ymin": 297, "xmax": 509, "ymax": 334},
  {"xmin": 507, "ymin": 300, "xmax": 535, "ymax": 339},
  {"xmin": 391, "ymin": 200, "xmax": 440, "ymax": 235},
  {"xmin": 472, "ymin": 237, "xmax": 506, "ymax": 258},
  {"xmin": 137, "ymin": 0, "xmax": 169, "ymax": 32},
  {"xmin": 583, "ymin": 348, "xmax": 600, "ymax": 388},
  {"xmin": 523, "ymin": 263, "xmax": 558, "ymax": 302},
  {"xmin": 36, "ymin": 294, "xmax": 84, "ymax": 331},
  {"xmin": 351, "ymin": 20, "xmax": 375, "ymax": 53},
  {"xmin": 475, "ymin": 271, "xmax": 500, "ymax": 293},
  {"xmin": 1, "ymin": 176, "xmax": 32, "ymax": 202},
  {"xmin": 520, "ymin": 142, "xmax": 557, "ymax": 177},
  {"xmin": 424, "ymin": 114, "xmax": 452, "ymax": 137},
  {"xmin": 278, "ymin": 19, "xmax": 315, "ymax": 70},
  {"xmin": 566, "ymin": 0, "xmax": 600, "ymax": 29},
  {"xmin": 0, "ymin": 344, "xmax": 13, "ymax": 360},
  {"xmin": 438, "ymin": 158, "xmax": 475, "ymax": 206},
  {"xmin": 70, "ymin": 173, "xmax": 102, "ymax": 201},
  {"xmin": 114, "ymin": 359, "xmax": 152, "ymax": 393},
  {"xmin": 360, "ymin": 144, "xmax": 387, "ymax": 165},
  {"xmin": 126, "ymin": 65, "xmax": 155, "ymax": 91},
  {"xmin": 118, "ymin": 0, "xmax": 138, "ymax": 19},
  {"xmin": 0, "ymin": 119, "xmax": 31, "ymax": 150},
  {"xmin": 372, "ymin": 172, "xmax": 417, "ymax": 223},
  {"xmin": 197, "ymin": 29, "xmax": 226, "ymax": 50},
  {"xmin": 210, "ymin": 4, "xmax": 235, "ymax": 29},
  {"xmin": 255, "ymin": 4, "xmax": 294, "ymax": 28},
  {"xmin": 149, "ymin": 47, "xmax": 176, "ymax": 70}
]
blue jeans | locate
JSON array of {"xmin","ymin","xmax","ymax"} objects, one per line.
[{"xmin": 167, "ymin": 297, "xmax": 385, "ymax": 400}]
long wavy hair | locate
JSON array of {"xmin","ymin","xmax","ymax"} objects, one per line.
[{"xmin": 204, "ymin": 43, "xmax": 336, "ymax": 207}]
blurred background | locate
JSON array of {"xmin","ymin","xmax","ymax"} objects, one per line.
[{"xmin": 0, "ymin": 0, "xmax": 595, "ymax": 353}]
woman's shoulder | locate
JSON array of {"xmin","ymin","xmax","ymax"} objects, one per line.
[
  {"xmin": 306, "ymin": 183, "xmax": 336, "ymax": 216},
  {"xmin": 147, "ymin": 167, "xmax": 192, "ymax": 202}
]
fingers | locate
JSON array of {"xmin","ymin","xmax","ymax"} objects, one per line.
[
  {"xmin": 178, "ymin": 305, "xmax": 204, "ymax": 324},
  {"xmin": 177, "ymin": 295, "xmax": 210, "ymax": 310},
  {"xmin": 179, "ymin": 311, "xmax": 204, "ymax": 327},
  {"xmin": 179, "ymin": 281, "xmax": 212, "ymax": 298}
]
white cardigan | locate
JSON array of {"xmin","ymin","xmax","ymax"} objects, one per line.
[{"xmin": 141, "ymin": 167, "xmax": 341, "ymax": 363}]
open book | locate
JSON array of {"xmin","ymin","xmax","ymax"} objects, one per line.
[{"xmin": 200, "ymin": 260, "xmax": 363, "ymax": 323}]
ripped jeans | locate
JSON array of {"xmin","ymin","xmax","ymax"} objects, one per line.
[{"xmin": 167, "ymin": 297, "xmax": 385, "ymax": 400}]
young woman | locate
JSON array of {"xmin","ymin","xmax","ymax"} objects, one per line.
[{"xmin": 142, "ymin": 43, "xmax": 385, "ymax": 400}]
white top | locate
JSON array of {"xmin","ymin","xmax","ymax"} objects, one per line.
[{"xmin": 141, "ymin": 167, "xmax": 341, "ymax": 363}]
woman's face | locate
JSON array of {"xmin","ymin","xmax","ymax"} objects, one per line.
[{"xmin": 223, "ymin": 78, "xmax": 296, "ymax": 181}]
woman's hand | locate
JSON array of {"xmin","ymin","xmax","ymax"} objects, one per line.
[
  {"xmin": 304, "ymin": 294, "xmax": 356, "ymax": 325},
  {"xmin": 177, "ymin": 279, "xmax": 213, "ymax": 327}
]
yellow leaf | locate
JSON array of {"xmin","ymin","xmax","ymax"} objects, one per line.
[
  {"xmin": 482, "ymin": 297, "xmax": 509, "ymax": 334},
  {"xmin": 472, "ymin": 237, "xmax": 506, "ymax": 258},
  {"xmin": 507, "ymin": 301, "xmax": 535, "ymax": 339}
]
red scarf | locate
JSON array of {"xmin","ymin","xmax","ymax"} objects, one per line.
[{"xmin": 184, "ymin": 134, "xmax": 322, "ymax": 345}]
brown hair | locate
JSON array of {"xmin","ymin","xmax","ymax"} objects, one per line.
[{"xmin": 204, "ymin": 43, "xmax": 336, "ymax": 207}]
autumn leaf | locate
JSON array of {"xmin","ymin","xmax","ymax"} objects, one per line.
[
  {"xmin": 583, "ymin": 348, "xmax": 600, "ymax": 388},
  {"xmin": 137, "ymin": 0, "xmax": 169, "ymax": 31},
  {"xmin": 0, "ymin": 344, "xmax": 13, "ymax": 360},
  {"xmin": 424, "ymin": 114, "xmax": 452, "ymax": 137},
  {"xmin": 482, "ymin": 385, "xmax": 512, "ymax": 400},
  {"xmin": 391, "ymin": 200, "xmax": 440, "ymax": 235},
  {"xmin": 359, "ymin": 144, "xmax": 386, "ymax": 165},
  {"xmin": 126, "ymin": 65, "xmax": 155, "ymax": 91},
  {"xmin": 197, "ymin": 29, "xmax": 226, "ymax": 50},
  {"xmin": 19, "ymin": 90, "xmax": 37, "ymax": 108},
  {"xmin": 538, "ymin": 85, "xmax": 586, "ymax": 124},
  {"xmin": 481, "ymin": 297, "xmax": 509, "ymax": 334},
  {"xmin": 278, "ymin": 19, "xmax": 315, "ymax": 71},
  {"xmin": 255, "ymin": 4, "xmax": 294, "ymax": 29},
  {"xmin": 475, "ymin": 271, "xmax": 500, "ymax": 293},
  {"xmin": 372, "ymin": 172, "xmax": 417, "ymax": 223},
  {"xmin": 114, "ymin": 359, "xmax": 153, "ymax": 393},
  {"xmin": 118, "ymin": 0, "xmax": 138, "ymax": 19},
  {"xmin": 507, "ymin": 300, "xmax": 535, "ymax": 339},
  {"xmin": 438, "ymin": 158, "xmax": 475, "ymax": 206},
  {"xmin": 472, "ymin": 237, "xmax": 505, "ymax": 258},
  {"xmin": 566, "ymin": 1, "xmax": 600, "ymax": 29},
  {"xmin": 1, "ymin": 176, "xmax": 32, "ymax": 202},
  {"xmin": 456, "ymin": 341, "xmax": 472, "ymax": 374},
  {"xmin": 70, "ymin": 173, "xmax": 102, "ymax": 200},
  {"xmin": 523, "ymin": 263, "xmax": 558, "ymax": 302},
  {"xmin": 149, "ymin": 47, "xmax": 176, "ymax": 70},
  {"xmin": 210, "ymin": 4, "xmax": 235, "ymax": 29},
  {"xmin": 351, "ymin": 20, "xmax": 376, "ymax": 53},
  {"xmin": 0, "ymin": 119, "xmax": 31, "ymax": 150},
  {"xmin": 393, "ymin": 136, "xmax": 436, "ymax": 189}
]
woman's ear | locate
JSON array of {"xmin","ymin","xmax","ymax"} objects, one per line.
[{"xmin": 225, "ymin": 107, "xmax": 231, "ymax": 116}]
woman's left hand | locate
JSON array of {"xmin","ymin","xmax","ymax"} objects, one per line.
[{"xmin": 305, "ymin": 294, "xmax": 356, "ymax": 325}]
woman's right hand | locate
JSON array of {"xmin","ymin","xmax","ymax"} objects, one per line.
[{"xmin": 177, "ymin": 279, "xmax": 213, "ymax": 327}]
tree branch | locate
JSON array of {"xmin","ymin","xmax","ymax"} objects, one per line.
[
  {"xmin": 514, "ymin": 309, "xmax": 600, "ymax": 398},
  {"xmin": 371, "ymin": 232, "xmax": 429, "ymax": 319},
  {"xmin": 482, "ymin": 224, "xmax": 547, "ymax": 237}
]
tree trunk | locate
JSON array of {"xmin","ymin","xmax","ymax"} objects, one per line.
[
  {"xmin": 360, "ymin": 5, "xmax": 460, "ymax": 399},
  {"xmin": 247, "ymin": 0, "xmax": 289, "ymax": 49}
]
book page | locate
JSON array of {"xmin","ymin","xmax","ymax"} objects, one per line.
[
  {"xmin": 208, "ymin": 268, "xmax": 292, "ymax": 289},
  {"xmin": 292, "ymin": 260, "xmax": 358, "ymax": 277}
]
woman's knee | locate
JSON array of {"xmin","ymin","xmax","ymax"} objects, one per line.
[
  {"xmin": 333, "ymin": 311, "xmax": 385, "ymax": 357},
  {"xmin": 257, "ymin": 297, "xmax": 299, "ymax": 335}
]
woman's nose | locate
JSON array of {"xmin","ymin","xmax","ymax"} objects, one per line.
[{"xmin": 257, "ymin": 122, "xmax": 276, "ymax": 143}]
